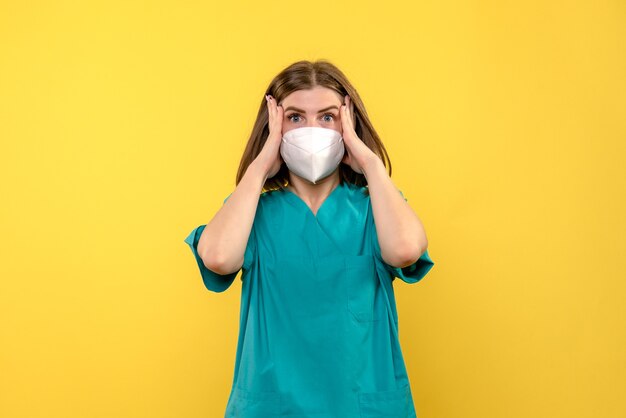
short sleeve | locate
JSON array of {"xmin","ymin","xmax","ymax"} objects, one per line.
[
  {"xmin": 183, "ymin": 193, "xmax": 257, "ymax": 293},
  {"xmin": 369, "ymin": 189, "xmax": 435, "ymax": 284},
  {"xmin": 183, "ymin": 225, "xmax": 238, "ymax": 293},
  {"xmin": 388, "ymin": 248, "xmax": 435, "ymax": 284}
]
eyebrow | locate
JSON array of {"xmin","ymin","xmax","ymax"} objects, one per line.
[{"xmin": 283, "ymin": 105, "xmax": 340, "ymax": 113}]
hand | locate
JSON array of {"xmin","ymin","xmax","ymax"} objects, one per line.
[
  {"xmin": 340, "ymin": 95, "xmax": 378, "ymax": 174},
  {"xmin": 254, "ymin": 94, "xmax": 284, "ymax": 179}
]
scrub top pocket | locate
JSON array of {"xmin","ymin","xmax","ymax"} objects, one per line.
[
  {"xmin": 345, "ymin": 254, "xmax": 383, "ymax": 322},
  {"xmin": 358, "ymin": 384, "xmax": 411, "ymax": 418},
  {"xmin": 225, "ymin": 386, "xmax": 281, "ymax": 418}
]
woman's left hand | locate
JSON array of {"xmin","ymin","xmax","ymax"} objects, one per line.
[{"xmin": 340, "ymin": 95, "xmax": 378, "ymax": 174}]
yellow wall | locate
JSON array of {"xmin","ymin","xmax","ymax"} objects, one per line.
[{"xmin": 1, "ymin": 1, "xmax": 624, "ymax": 417}]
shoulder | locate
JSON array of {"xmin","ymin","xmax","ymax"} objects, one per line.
[
  {"xmin": 344, "ymin": 181, "xmax": 370, "ymax": 202},
  {"xmin": 341, "ymin": 182, "xmax": 372, "ymax": 223},
  {"xmin": 256, "ymin": 188, "xmax": 288, "ymax": 214},
  {"xmin": 341, "ymin": 182, "xmax": 370, "ymax": 214}
]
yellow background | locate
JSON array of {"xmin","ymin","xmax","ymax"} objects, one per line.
[{"xmin": 1, "ymin": 1, "xmax": 624, "ymax": 417}]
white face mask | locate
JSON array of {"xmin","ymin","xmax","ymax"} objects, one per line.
[{"xmin": 280, "ymin": 126, "xmax": 345, "ymax": 184}]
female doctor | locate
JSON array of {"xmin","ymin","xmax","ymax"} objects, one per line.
[{"xmin": 184, "ymin": 59, "xmax": 435, "ymax": 417}]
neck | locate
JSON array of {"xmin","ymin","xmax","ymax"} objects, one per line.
[{"xmin": 287, "ymin": 173, "xmax": 341, "ymax": 206}]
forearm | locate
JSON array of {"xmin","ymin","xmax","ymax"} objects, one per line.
[
  {"xmin": 362, "ymin": 156, "xmax": 428, "ymax": 268},
  {"xmin": 197, "ymin": 161, "xmax": 267, "ymax": 274}
]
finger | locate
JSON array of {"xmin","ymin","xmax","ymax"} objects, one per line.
[
  {"xmin": 345, "ymin": 95, "xmax": 352, "ymax": 114},
  {"xmin": 268, "ymin": 97, "xmax": 275, "ymax": 121},
  {"xmin": 276, "ymin": 105, "xmax": 283, "ymax": 138},
  {"xmin": 346, "ymin": 96, "xmax": 354, "ymax": 122},
  {"xmin": 270, "ymin": 97, "xmax": 278, "ymax": 124},
  {"xmin": 342, "ymin": 104, "xmax": 352, "ymax": 132}
]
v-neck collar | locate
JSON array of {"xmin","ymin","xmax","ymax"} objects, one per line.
[{"xmin": 282, "ymin": 181, "xmax": 345, "ymax": 219}]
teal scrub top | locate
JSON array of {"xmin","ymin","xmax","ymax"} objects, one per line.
[{"xmin": 184, "ymin": 180, "xmax": 435, "ymax": 418}]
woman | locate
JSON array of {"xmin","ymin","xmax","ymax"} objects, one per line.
[{"xmin": 184, "ymin": 59, "xmax": 435, "ymax": 417}]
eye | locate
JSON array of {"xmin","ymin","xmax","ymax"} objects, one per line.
[
  {"xmin": 322, "ymin": 113, "xmax": 335, "ymax": 122},
  {"xmin": 287, "ymin": 113, "xmax": 302, "ymax": 122}
]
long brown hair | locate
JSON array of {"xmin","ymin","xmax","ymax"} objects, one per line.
[{"xmin": 235, "ymin": 59, "xmax": 393, "ymax": 193}]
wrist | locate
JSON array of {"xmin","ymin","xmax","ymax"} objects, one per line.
[
  {"xmin": 246, "ymin": 160, "xmax": 269, "ymax": 184},
  {"xmin": 361, "ymin": 154, "xmax": 385, "ymax": 179}
]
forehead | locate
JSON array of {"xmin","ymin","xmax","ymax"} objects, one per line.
[{"xmin": 281, "ymin": 86, "xmax": 342, "ymax": 108}]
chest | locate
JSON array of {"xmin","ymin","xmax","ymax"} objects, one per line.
[{"xmin": 255, "ymin": 196, "xmax": 372, "ymax": 260}]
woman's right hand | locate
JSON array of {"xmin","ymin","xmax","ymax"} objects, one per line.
[{"xmin": 254, "ymin": 94, "xmax": 284, "ymax": 179}]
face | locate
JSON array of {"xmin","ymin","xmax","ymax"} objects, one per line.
[{"xmin": 279, "ymin": 86, "xmax": 344, "ymax": 136}]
